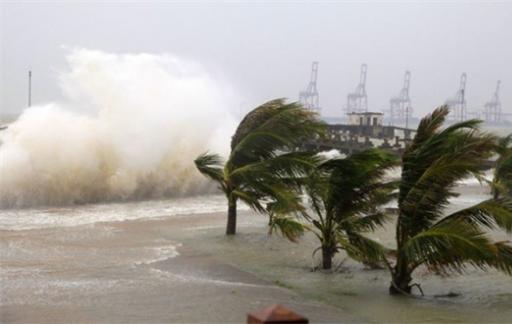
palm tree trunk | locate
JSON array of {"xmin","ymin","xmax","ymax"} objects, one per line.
[
  {"xmin": 391, "ymin": 223, "xmax": 412, "ymax": 295},
  {"xmin": 389, "ymin": 263, "xmax": 412, "ymax": 295},
  {"xmin": 321, "ymin": 245, "xmax": 334, "ymax": 270},
  {"xmin": 226, "ymin": 195, "xmax": 237, "ymax": 235}
]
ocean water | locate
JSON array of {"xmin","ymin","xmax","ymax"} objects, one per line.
[
  {"xmin": 0, "ymin": 194, "xmax": 236, "ymax": 231},
  {"xmin": 0, "ymin": 195, "xmax": 262, "ymax": 323},
  {"xmin": 1, "ymin": 178, "xmax": 512, "ymax": 323}
]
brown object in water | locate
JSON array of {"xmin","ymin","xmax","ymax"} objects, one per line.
[{"xmin": 247, "ymin": 304, "xmax": 309, "ymax": 324}]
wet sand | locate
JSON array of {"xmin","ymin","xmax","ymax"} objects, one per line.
[{"xmin": 0, "ymin": 210, "xmax": 358, "ymax": 323}]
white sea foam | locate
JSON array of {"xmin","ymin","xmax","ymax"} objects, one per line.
[
  {"xmin": 148, "ymin": 268, "xmax": 276, "ymax": 289},
  {"xmin": 0, "ymin": 194, "xmax": 247, "ymax": 230},
  {"xmin": 0, "ymin": 49, "xmax": 238, "ymax": 208},
  {"xmin": 134, "ymin": 244, "xmax": 182, "ymax": 266}
]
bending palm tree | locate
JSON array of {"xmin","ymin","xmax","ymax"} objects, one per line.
[
  {"xmin": 387, "ymin": 106, "xmax": 512, "ymax": 295},
  {"xmin": 492, "ymin": 134, "xmax": 512, "ymax": 199},
  {"xmin": 270, "ymin": 149, "xmax": 398, "ymax": 270},
  {"xmin": 194, "ymin": 99, "xmax": 325, "ymax": 235}
]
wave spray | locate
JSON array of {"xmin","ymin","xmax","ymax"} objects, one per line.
[{"xmin": 0, "ymin": 49, "xmax": 238, "ymax": 208}]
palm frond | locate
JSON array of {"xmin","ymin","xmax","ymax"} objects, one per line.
[
  {"xmin": 435, "ymin": 198, "xmax": 512, "ymax": 232},
  {"xmin": 338, "ymin": 232, "xmax": 390, "ymax": 266},
  {"xmin": 231, "ymin": 189, "xmax": 266, "ymax": 213},
  {"xmin": 194, "ymin": 152, "xmax": 225, "ymax": 184},
  {"xmin": 231, "ymin": 151, "xmax": 320, "ymax": 184},
  {"xmin": 489, "ymin": 241, "xmax": 512, "ymax": 275},
  {"xmin": 496, "ymin": 134, "xmax": 512, "ymax": 155},
  {"xmin": 231, "ymin": 98, "xmax": 286, "ymax": 150},
  {"xmin": 325, "ymin": 149, "xmax": 399, "ymax": 220},
  {"xmin": 341, "ymin": 212, "xmax": 392, "ymax": 232},
  {"xmin": 398, "ymin": 107, "xmax": 497, "ymax": 236},
  {"xmin": 404, "ymin": 105, "xmax": 450, "ymax": 155},
  {"xmin": 233, "ymin": 179, "xmax": 305, "ymax": 215},
  {"xmin": 268, "ymin": 215, "xmax": 307, "ymax": 243},
  {"xmin": 493, "ymin": 134, "xmax": 512, "ymax": 198},
  {"xmin": 402, "ymin": 220, "xmax": 495, "ymax": 274},
  {"xmin": 229, "ymin": 100, "xmax": 326, "ymax": 167},
  {"xmin": 229, "ymin": 152, "xmax": 321, "ymax": 216}
]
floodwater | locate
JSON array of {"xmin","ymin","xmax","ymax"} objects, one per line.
[
  {"xmin": 189, "ymin": 180, "xmax": 512, "ymax": 323},
  {"xmin": 1, "ymin": 181, "xmax": 512, "ymax": 323},
  {"xmin": 0, "ymin": 197, "xmax": 350, "ymax": 323}
]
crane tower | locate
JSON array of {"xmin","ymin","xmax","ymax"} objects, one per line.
[
  {"xmin": 389, "ymin": 70, "xmax": 413, "ymax": 127},
  {"xmin": 299, "ymin": 61, "xmax": 320, "ymax": 112},
  {"xmin": 483, "ymin": 81, "xmax": 502, "ymax": 124},
  {"xmin": 346, "ymin": 64, "xmax": 368, "ymax": 113},
  {"xmin": 445, "ymin": 73, "xmax": 467, "ymax": 122}
]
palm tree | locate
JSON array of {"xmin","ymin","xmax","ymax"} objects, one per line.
[
  {"xmin": 194, "ymin": 99, "xmax": 325, "ymax": 235},
  {"xmin": 492, "ymin": 134, "xmax": 512, "ymax": 199},
  {"xmin": 386, "ymin": 106, "xmax": 512, "ymax": 295},
  {"xmin": 270, "ymin": 149, "xmax": 398, "ymax": 270}
]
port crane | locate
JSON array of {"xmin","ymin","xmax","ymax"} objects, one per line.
[
  {"xmin": 299, "ymin": 61, "xmax": 321, "ymax": 113},
  {"xmin": 445, "ymin": 73, "xmax": 467, "ymax": 122},
  {"xmin": 388, "ymin": 70, "xmax": 413, "ymax": 127},
  {"xmin": 346, "ymin": 64, "xmax": 368, "ymax": 113},
  {"xmin": 482, "ymin": 80, "xmax": 502, "ymax": 123}
]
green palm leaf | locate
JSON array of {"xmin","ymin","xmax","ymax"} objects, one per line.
[
  {"xmin": 341, "ymin": 212, "xmax": 391, "ymax": 232},
  {"xmin": 338, "ymin": 232, "xmax": 390, "ymax": 267},
  {"xmin": 493, "ymin": 134, "xmax": 512, "ymax": 199},
  {"xmin": 230, "ymin": 100, "xmax": 325, "ymax": 167},
  {"xmin": 402, "ymin": 220, "xmax": 494, "ymax": 274},
  {"xmin": 268, "ymin": 215, "xmax": 307, "ymax": 243},
  {"xmin": 436, "ymin": 198, "xmax": 512, "ymax": 232},
  {"xmin": 194, "ymin": 152, "xmax": 225, "ymax": 184},
  {"xmin": 490, "ymin": 241, "xmax": 512, "ymax": 275},
  {"xmin": 399, "ymin": 106, "xmax": 497, "ymax": 237}
]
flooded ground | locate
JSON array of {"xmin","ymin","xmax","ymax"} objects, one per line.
[
  {"xmin": 0, "ymin": 209, "xmax": 353, "ymax": 323},
  {"xmin": 1, "ymin": 180, "xmax": 512, "ymax": 323},
  {"xmin": 191, "ymin": 220, "xmax": 512, "ymax": 323}
]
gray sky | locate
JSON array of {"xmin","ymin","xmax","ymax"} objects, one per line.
[{"xmin": 1, "ymin": 1, "xmax": 511, "ymax": 119}]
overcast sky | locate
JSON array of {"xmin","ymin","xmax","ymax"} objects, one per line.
[{"xmin": 1, "ymin": 1, "xmax": 511, "ymax": 119}]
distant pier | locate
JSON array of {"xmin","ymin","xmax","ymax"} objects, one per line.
[
  {"xmin": 304, "ymin": 112, "xmax": 495, "ymax": 169},
  {"xmin": 304, "ymin": 112, "xmax": 415, "ymax": 156}
]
